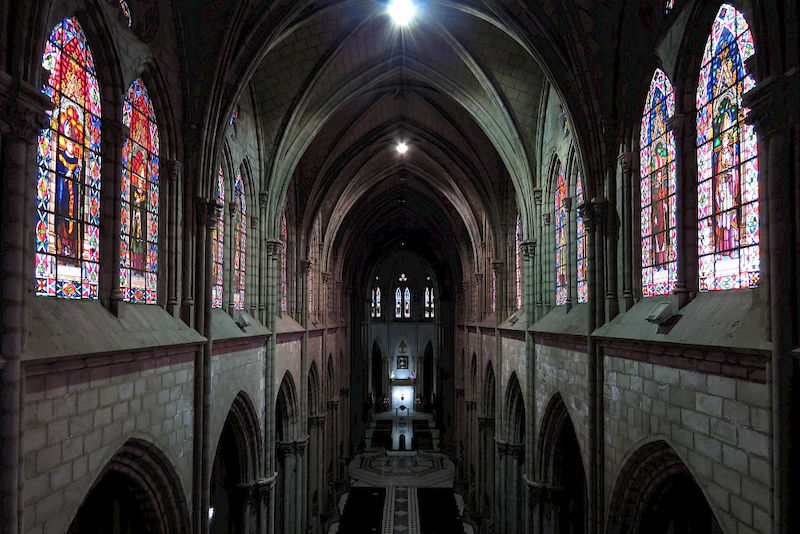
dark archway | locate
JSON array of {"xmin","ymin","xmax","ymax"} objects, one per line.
[
  {"xmin": 67, "ymin": 439, "xmax": 190, "ymax": 534},
  {"xmin": 423, "ymin": 341, "xmax": 433, "ymax": 403},
  {"xmin": 371, "ymin": 341, "xmax": 383, "ymax": 404},
  {"xmin": 210, "ymin": 393, "xmax": 262, "ymax": 534},
  {"xmin": 502, "ymin": 373, "xmax": 526, "ymax": 534},
  {"xmin": 607, "ymin": 440, "xmax": 723, "ymax": 534},
  {"xmin": 538, "ymin": 393, "xmax": 587, "ymax": 534},
  {"xmin": 307, "ymin": 362, "xmax": 322, "ymax": 532},
  {"xmin": 480, "ymin": 362, "xmax": 496, "ymax": 525},
  {"xmin": 275, "ymin": 371, "xmax": 300, "ymax": 534}
]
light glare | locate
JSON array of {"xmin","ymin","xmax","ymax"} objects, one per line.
[
  {"xmin": 388, "ymin": 0, "xmax": 416, "ymax": 26},
  {"xmin": 396, "ymin": 142, "xmax": 409, "ymax": 154}
]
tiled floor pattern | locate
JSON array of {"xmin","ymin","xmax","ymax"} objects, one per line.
[{"xmin": 382, "ymin": 486, "xmax": 420, "ymax": 534}]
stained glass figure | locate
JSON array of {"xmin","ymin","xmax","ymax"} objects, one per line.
[
  {"xmin": 404, "ymin": 287, "xmax": 411, "ymax": 318},
  {"xmin": 120, "ymin": 79, "xmax": 159, "ymax": 304},
  {"xmin": 376, "ymin": 287, "xmax": 381, "ymax": 318},
  {"xmin": 697, "ymin": 4, "xmax": 758, "ymax": 291},
  {"xmin": 36, "ymin": 17, "xmax": 101, "ymax": 299},
  {"xmin": 641, "ymin": 69, "xmax": 678, "ymax": 296},
  {"xmin": 212, "ymin": 168, "xmax": 225, "ymax": 309},
  {"xmin": 515, "ymin": 215, "xmax": 522, "ymax": 309},
  {"xmin": 232, "ymin": 173, "xmax": 246, "ymax": 309},
  {"xmin": 396, "ymin": 288, "xmax": 402, "ymax": 318},
  {"xmin": 665, "ymin": 0, "xmax": 674, "ymax": 14},
  {"xmin": 281, "ymin": 213, "xmax": 288, "ymax": 313},
  {"xmin": 371, "ymin": 289, "xmax": 376, "ymax": 317},
  {"xmin": 229, "ymin": 105, "xmax": 240, "ymax": 127},
  {"xmin": 554, "ymin": 164, "xmax": 568, "ymax": 305},
  {"xmin": 119, "ymin": 0, "xmax": 132, "ymax": 27},
  {"xmin": 307, "ymin": 261, "xmax": 313, "ymax": 316},
  {"xmin": 424, "ymin": 287, "xmax": 431, "ymax": 318},
  {"xmin": 491, "ymin": 270, "xmax": 497, "ymax": 312},
  {"xmin": 576, "ymin": 172, "xmax": 588, "ymax": 303}
]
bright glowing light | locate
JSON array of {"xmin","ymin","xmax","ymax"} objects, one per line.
[
  {"xmin": 396, "ymin": 142, "xmax": 409, "ymax": 154},
  {"xmin": 208, "ymin": 508, "xmax": 215, "ymax": 522},
  {"xmin": 388, "ymin": 0, "xmax": 416, "ymax": 26}
]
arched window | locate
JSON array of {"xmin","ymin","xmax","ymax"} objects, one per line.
[
  {"xmin": 395, "ymin": 288, "xmax": 402, "ymax": 318},
  {"xmin": 212, "ymin": 167, "xmax": 225, "ymax": 309},
  {"xmin": 281, "ymin": 213, "xmax": 288, "ymax": 313},
  {"xmin": 371, "ymin": 289, "xmax": 376, "ymax": 317},
  {"xmin": 119, "ymin": 1, "xmax": 132, "ymax": 26},
  {"xmin": 697, "ymin": 4, "xmax": 758, "ymax": 291},
  {"xmin": 515, "ymin": 215, "xmax": 522, "ymax": 309},
  {"xmin": 576, "ymin": 172, "xmax": 588, "ymax": 303},
  {"xmin": 424, "ymin": 287, "xmax": 431, "ymax": 318},
  {"xmin": 232, "ymin": 172, "xmax": 246, "ymax": 309},
  {"xmin": 554, "ymin": 163, "xmax": 568, "ymax": 305},
  {"xmin": 36, "ymin": 17, "xmax": 101, "ymax": 299},
  {"xmin": 665, "ymin": 0, "xmax": 674, "ymax": 14},
  {"xmin": 120, "ymin": 79, "xmax": 159, "ymax": 304},
  {"xmin": 404, "ymin": 288, "xmax": 411, "ymax": 318},
  {"xmin": 641, "ymin": 68, "xmax": 677, "ymax": 296},
  {"xmin": 376, "ymin": 287, "xmax": 381, "ymax": 318}
]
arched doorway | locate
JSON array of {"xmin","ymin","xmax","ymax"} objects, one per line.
[
  {"xmin": 275, "ymin": 371, "xmax": 300, "ymax": 534},
  {"xmin": 67, "ymin": 439, "xmax": 189, "ymax": 534},
  {"xmin": 607, "ymin": 440, "xmax": 723, "ymax": 534},
  {"xmin": 537, "ymin": 393, "xmax": 587, "ymax": 534},
  {"xmin": 307, "ymin": 362, "xmax": 322, "ymax": 533},
  {"xmin": 210, "ymin": 393, "xmax": 261, "ymax": 534}
]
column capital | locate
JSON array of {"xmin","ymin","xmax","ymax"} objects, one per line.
[
  {"xmin": 301, "ymin": 259, "xmax": 312, "ymax": 273},
  {"xmin": 533, "ymin": 187, "xmax": 543, "ymax": 206},
  {"xmin": 562, "ymin": 196, "xmax": 572, "ymax": 210},
  {"xmin": 165, "ymin": 158, "xmax": 182, "ymax": 184},
  {"xmin": 491, "ymin": 261, "xmax": 503, "ymax": 273},
  {"xmin": 258, "ymin": 192, "xmax": 268, "ymax": 207},
  {"xmin": 0, "ymin": 72, "xmax": 52, "ymax": 141},
  {"xmin": 474, "ymin": 273, "xmax": 484, "ymax": 285},
  {"xmin": 744, "ymin": 69, "xmax": 800, "ymax": 136},
  {"xmin": 196, "ymin": 198, "xmax": 219, "ymax": 227},
  {"xmin": 265, "ymin": 239, "xmax": 282, "ymax": 257},
  {"xmin": 521, "ymin": 240, "xmax": 537, "ymax": 259},
  {"xmin": 322, "ymin": 271, "xmax": 332, "ymax": 284},
  {"xmin": 617, "ymin": 151, "xmax": 633, "ymax": 173}
]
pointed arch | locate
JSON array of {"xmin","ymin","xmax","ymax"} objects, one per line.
[
  {"xmin": 553, "ymin": 160, "xmax": 568, "ymax": 306},
  {"xmin": 308, "ymin": 361, "xmax": 321, "ymax": 416},
  {"xmin": 696, "ymin": 4, "xmax": 759, "ymax": 291},
  {"xmin": 575, "ymin": 170, "xmax": 588, "ymax": 303},
  {"xmin": 504, "ymin": 372, "xmax": 525, "ymax": 442},
  {"xmin": 607, "ymin": 440, "xmax": 722, "ymax": 533},
  {"xmin": 120, "ymin": 78, "xmax": 160, "ymax": 304},
  {"xmin": 212, "ymin": 166, "xmax": 226, "ymax": 308},
  {"xmin": 515, "ymin": 214, "xmax": 522, "ymax": 309},
  {"xmin": 483, "ymin": 361, "xmax": 495, "ymax": 416},
  {"xmin": 67, "ymin": 438, "xmax": 190, "ymax": 533},
  {"xmin": 36, "ymin": 16, "xmax": 102, "ymax": 300},
  {"xmin": 276, "ymin": 371, "xmax": 299, "ymax": 441},
  {"xmin": 281, "ymin": 212, "xmax": 288, "ymax": 313},
  {"xmin": 640, "ymin": 68, "xmax": 677, "ymax": 296},
  {"xmin": 232, "ymin": 170, "xmax": 247, "ymax": 309}
]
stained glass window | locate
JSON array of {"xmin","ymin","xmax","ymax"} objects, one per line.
[
  {"xmin": 229, "ymin": 105, "xmax": 240, "ymax": 127},
  {"xmin": 308, "ymin": 261, "xmax": 313, "ymax": 315},
  {"xmin": 119, "ymin": 0, "xmax": 132, "ymax": 27},
  {"xmin": 212, "ymin": 167, "xmax": 225, "ymax": 308},
  {"xmin": 281, "ymin": 213, "xmax": 288, "ymax": 313},
  {"xmin": 554, "ymin": 164, "xmax": 568, "ymax": 305},
  {"xmin": 36, "ymin": 17, "xmax": 101, "ymax": 299},
  {"xmin": 665, "ymin": 0, "xmax": 674, "ymax": 14},
  {"xmin": 425, "ymin": 287, "xmax": 433, "ymax": 318},
  {"xmin": 120, "ymin": 79, "xmax": 159, "ymax": 304},
  {"xmin": 640, "ymin": 69, "xmax": 678, "ymax": 296},
  {"xmin": 396, "ymin": 288, "xmax": 402, "ymax": 318},
  {"xmin": 697, "ymin": 4, "xmax": 758, "ymax": 291},
  {"xmin": 376, "ymin": 287, "xmax": 381, "ymax": 318},
  {"xmin": 371, "ymin": 289, "xmax": 376, "ymax": 317},
  {"xmin": 576, "ymin": 172, "xmax": 588, "ymax": 303},
  {"xmin": 515, "ymin": 216, "xmax": 522, "ymax": 309},
  {"xmin": 404, "ymin": 288, "xmax": 411, "ymax": 318},
  {"xmin": 232, "ymin": 172, "xmax": 246, "ymax": 309}
]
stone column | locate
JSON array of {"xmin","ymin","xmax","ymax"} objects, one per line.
[
  {"xmin": 0, "ymin": 73, "xmax": 50, "ymax": 534},
  {"xmin": 263, "ymin": 238, "xmax": 282, "ymax": 533},
  {"xmin": 668, "ymin": 111, "xmax": 696, "ymax": 308},
  {"xmin": 619, "ymin": 150, "xmax": 635, "ymax": 310},
  {"xmin": 562, "ymin": 196, "xmax": 573, "ymax": 310},
  {"xmin": 99, "ymin": 117, "xmax": 127, "ymax": 315},
  {"xmin": 166, "ymin": 159, "xmax": 182, "ymax": 316},
  {"xmin": 745, "ymin": 69, "xmax": 799, "ymax": 532}
]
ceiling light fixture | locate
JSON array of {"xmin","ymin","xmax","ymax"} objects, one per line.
[
  {"xmin": 388, "ymin": 0, "xmax": 416, "ymax": 26},
  {"xmin": 396, "ymin": 142, "xmax": 409, "ymax": 154}
]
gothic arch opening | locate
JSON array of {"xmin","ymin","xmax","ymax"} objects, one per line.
[
  {"xmin": 607, "ymin": 440, "xmax": 722, "ymax": 534},
  {"xmin": 501, "ymin": 373, "xmax": 526, "ymax": 533},
  {"xmin": 275, "ymin": 371, "xmax": 300, "ymax": 534},
  {"xmin": 480, "ymin": 362, "xmax": 496, "ymax": 524},
  {"xmin": 67, "ymin": 439, "xmax": 189, "ymax": 534},
  {"xmin": 537, "ymin": 393, "xmax": 588, "ymax": 534}
]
